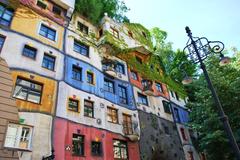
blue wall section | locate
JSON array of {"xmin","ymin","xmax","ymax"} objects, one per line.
[
  {"xmin": 64, "ymin": 56, "xmax": 136, "ymax": 110},
  {"xmin": 171, "ymin": 103, "xmax": 189, "ymax": 124}
]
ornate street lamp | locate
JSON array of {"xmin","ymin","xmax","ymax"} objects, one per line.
[{"xmin": 183, "ymin": 26, "xmax": 240, "ymax": 159}]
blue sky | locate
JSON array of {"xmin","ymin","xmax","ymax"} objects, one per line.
[{"xmin": 124, "ymin": 0, "xmax": 240, "ymax": 52}]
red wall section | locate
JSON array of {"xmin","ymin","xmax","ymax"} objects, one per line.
[
  {"xmin": 53, "ymin": 118, "xmax": 140, "ymax": 160},
  {"xmin": 128, "ymin": 68, "xmax": 170, "ymax": 99}
]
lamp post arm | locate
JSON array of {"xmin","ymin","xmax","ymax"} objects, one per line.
[{"xmin": 185, "ymin": 26, "xmax": 240, "ymax": 160}]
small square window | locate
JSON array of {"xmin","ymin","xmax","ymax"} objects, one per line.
[
  {"xmin": 87, "ymin": 71, "xmax": 94, "ymax": 84},
  {"xmin": 138, "ymin": 93, "xmax": 148, "ymax": 106},
  {"xmin": 22, "ymin": 45, "xmax": 37, "ymax": 59},
  {"xmin": 52, "ymin": 5, "xmax": 61, "ymax": 15},
  {"xmin": 74, "ymin": 40, "xmax": 89, "ymax": 57},
  {"xmin": 72, "ymin": 134, "xmax": 84, "ymax": 156},
  {"xmin": 104, "ymin": 79, "xmax": 114, "ymax": 93},
  {"xmin": 156, "ymin": 83, "xmax": 163, "ymax": 93},
  {"xmin": 77, "ymin": 22, "xmax": 88, "ymax": 34},
  {"xmin": 107, "ymin": 107, "xmax": 118, "ymax": 123},
  {"xmin": 113, "ymin": 140, "xmax": 128, "ymax": 159},
  {"xmin": 68, "ymin": 98, "xmax": 79, "ymax": 112},
  {"xmin": 42, "ymin": 54, "xmax": 55, "ymax": 71},
  {"xmin": 84, "ymin": 100, "xmax": 94, "ymax": 118},
  {"xmin": 4, "ymin": 123, "xmax": 33, "ymax": 150},
  {"xmin": 162, "ymin": 100, "xmax": 171, "ymax": 114},
  {"xmin": 36, "ymin": 0, "xmax": 47, "ymax": 9},
  {"xmin": 130, "ymin": 70, "xmax": 138, "ymax": 80},
  {"xmin": 91, "ymin": 141, "xmax": 102, "ymax": 156},
  {"xmin": 39, "ymin": 24, "xmax": 56, "ymax": 41},
  {"xmin": 0, "ymin": 4, "xmax": 14, "ymax": 27},
  {"xmin": 115, "ymin": 63, "xmax": 125, "ymax": 74},
  {"xmin": 72, "ymin": 65, "xmax": 82, "ymax": 81},
  {"xmin": 180, "ymin": 128, "xmax": 187, "ymax": 141}
]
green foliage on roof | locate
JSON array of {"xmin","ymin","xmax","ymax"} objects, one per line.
[
  {"xmin": 75, "ymin": 0, "xmax": 129, "ymax": 24},
  {"xmin": 124, "ymin": 23, "xmax": 154, "ymax": 51}
]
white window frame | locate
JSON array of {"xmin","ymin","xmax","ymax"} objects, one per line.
[{"xmin": 4, "ymin": 123, "xmax": 33, "ymax": 151}]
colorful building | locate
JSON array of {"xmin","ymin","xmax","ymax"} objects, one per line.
[{"xmin": 0, "ymin": 0, "xmax": 201, "ymax": 160}]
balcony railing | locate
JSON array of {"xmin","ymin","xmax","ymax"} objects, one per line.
[{"xmin": 102, "ymin": 59, "xmax": 117, "ymax": 77}]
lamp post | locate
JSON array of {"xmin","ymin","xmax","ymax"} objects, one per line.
[{"xmin": 183, "ymin": 26, "xmax": 240, "ymax": 160}]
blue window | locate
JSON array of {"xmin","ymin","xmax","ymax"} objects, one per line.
[
  {"xmin": 104, "ymin": 79, "xmax": 114, "ymax": 93},
  {"xmin": 115, "ymin": 63, "xmax": 125, "ymax": 74},
  {"xmin": 42, "ymin": 54, "xmax": 55, "ymax": 71},
  {"xmin": 156, "ymin": 82, "xmax": 163, "ymax": 92},
  {"xmin": 0, "ymin": 4, "xmax": 14, "ymax": 26},
  {"xmin": 72, "ymin": 65, "xmax": 82, "ymax": 81},
  {"xmin": 163, "ymin": 100, "xmax": 171, "ymax": 114},
  {"xmin": 87, "ymin": 71, "xmax": 94, "ymax": 84},
  {"xmin": 39, "ymin": 24, "xmax": 56, "ymax": 41},
  {"xmin": 22, "ymin": 45, "xmax": 37, "ymax": 59},
  {"xmin": 118, "ymin": 85, "xmax": 127, "ymax": 104},
  {"xmin": 0, "ymin": 35, "xmax": 5, "ymax": 52},
  {"xmin": 174, "ymin": 108, "xmax": 180, "ymax": 122},
  {"xmin": 138, "ymin": 93, "xmax": 148, "ymax": 106},
  {"xmin": 130, "ymin": 70, "xmax": 138, "ymax": 80},
  {"xmin": 74, "ymin": 40, "xmax": 89, "ymax": 57}
]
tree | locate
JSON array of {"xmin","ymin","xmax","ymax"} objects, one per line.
[
  {"xmin": 75, "ymin": 0, "xmax": 129, "ymax": 24},
  {"xmin": 186, "ymin": 52, "xmax": 240, "ymax": 160}
]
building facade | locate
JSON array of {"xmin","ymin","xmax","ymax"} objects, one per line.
[{"xmin": 0, "ymin": 0, "xmax": 200, "ymax": 160}]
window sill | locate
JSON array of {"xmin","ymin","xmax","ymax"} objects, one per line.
[
  {"xmin": 42, "ymin": 66, "xmax": 55, "ymax": 72},
  {"xmin": 108, "ymin": 121, "xmax": 120, "ymax": 125},
  {"xmin": 21, "ymin": 54, "xmax": 36, "ymax": 60},
  {"xmin": 4, "ymin": 147, "xmax": 32, "ymax": 152},
  {"xmin": 13, "ymin": 97, "xmax": 41, "ymax": 105},
  {"xmin": 84, "ymin": 116, "xmax": 95, "ymax": 119}
]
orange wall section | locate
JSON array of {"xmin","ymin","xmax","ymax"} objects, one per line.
[
  {"xmin": 11, "ymin": 71, "xmax": 57, "ymax": 115},
  {"xmin": 10, "ymin": 5, "xmax": 64, "ymax": 50}
]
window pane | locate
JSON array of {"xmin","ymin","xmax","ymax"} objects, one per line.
[
  {"xmin": 4, "ymin": 124, "xmax": 18, "ymax": 148},
  {"xmin": 72, "ymin": 134, "xmax": 84, "ymax": 156},
  {"xmin": 27, "ymin": 90, "xmax": 41, "ymax": 103},
  {"xmin": 19, "ymin": 127, "xmax": 30, "ymax": 149},
  {"xmin": 13, "ymin": 85, "xmax": 27, "ymax": 100}
]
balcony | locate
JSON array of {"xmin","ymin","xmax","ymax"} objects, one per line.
[
  {"xmin": 123, "ymin": 121, "xmax": 140, "ymax": 142},
  {"xmin": 142, "ymin": 80, "xmax": 154, "ymax": 96},
  {"xmin": 102, "ymin": 59, "xmax": 117, "ymax": 77}
]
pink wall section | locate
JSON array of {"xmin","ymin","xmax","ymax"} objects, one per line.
[{"xmin": 53, "ymin": 118, "xmax": 140, "ymax": 160}]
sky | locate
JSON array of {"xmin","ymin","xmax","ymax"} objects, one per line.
[{"xmin": 124, "ymin": 0, "xmax": 240, "ymax": 52}]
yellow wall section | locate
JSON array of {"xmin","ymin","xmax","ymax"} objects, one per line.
[
  {"xmin": 11, "ymin": 5, "xmax": 64, "ymax": 50},
  {"xmin": 11, "ymin": 71, "xmax": 57, "ymax": 115}
]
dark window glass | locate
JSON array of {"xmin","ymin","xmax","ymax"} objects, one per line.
[
  {"xmin": 42, "ymin": 54, "xmax": 55, "ymax": 71},
  {"xmin": 136, "ymin": 56, "xmax": 142, "ymax": 64},
  {"xmin": 170, "ymin": 90, "xmax": 175, "ymax": 98},
  {"xmin": 107, "ymin": 107, "xmax": 118, "ymax": 123},
  {"xmin": 163, "ymin": 100, "xmax": 171, "ymax": 114},
  {"xmin": 175, "ymin": 92, "xmax": 179, "ymax": 100},
  {"xmin": 91, "ymin": 142, "xmax": 102, "ymax": 156},
  {"xmin": 36, "ymin": 0, "xmax": 47, "ymax": 9},
  {"xmin": 164, "ymin": 126, "xmax": 170, "ymax": 134},
  {"xmin": 99, "ymin": 29, "xmax": 103, "ymax": 37},
  {"xmin": 122, "ymin": 114, "xmax": 133, "ymax": 135},
  {"xmin": 72, "ymin": 65, "xmax": 82, "ymax": 81},
  {"xmin": 118, "ymin": 85, "xmax": 127, "ymax": 104},
  {"xmin": 77, "ymin": 22, "xmax": 88, "ymax": 34},
  {"xmin": 13, "ymin": 77, "xmax": 42, "ymax": 104},
  {"xmin": 72, "ymin": 134, "xmax": 84, "ymax": 156},
  {"xmin": 115, "ymin": 63, "xmax": 125, "ymax": 74},
  {"xmin": 84, "ymin": 100, "xmax": 94, "ymax": 118},
  {"xmin": 156, "ymin": 83, "xmax": 163, "ymax": 92},
  {"xmin": 87, "ymin": 72, "xmax": 94, "ymax": 84},
  {"xmin": 128, "ymin": 31, "xmax": 133, "ymax": 38},
  {"xmin": 138, "ymin": 93, "xmax": 148, "ymax": 106},
  {"xmin": 174, "ymin": 108, "xmax": 180, "ymax": 122},
  {"xmin": 104, "ymin": 79, "xmax": 114, "ymax": 93},
  {"xmin": 39, "ymin": 24, "xmax": 56, "ymax": 41},
  {"xmin": 68, "ymin": 98, "xmax": 79, "ymax": 112},
  {"xmin": 0, "ymin": 35, "xmax": 5, "ymax": 52},
  {"xmin": 52, "ymin": 5, "xmax": 61, "ymax": 15},
  {"xmin": 22, "ymin": 45, "xmax": 37, "ymax": 59},
  {"xmin": 130, "ymin": 71, "xmax": 138, "ymax": 80},
  {"xmin": 0, "ymin": 4, "xmax": 14, "ymax": 26},
  {"xmin": 113, "ymin": 140, "xmax": 128, "ymax": 159},
  {"xmin": 74, "ymin": 40, "xmax": 89, "ymax": 57},
  {"xmin": 180, "ymin": 128, "xmax": 187, "ymax": 141}
]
